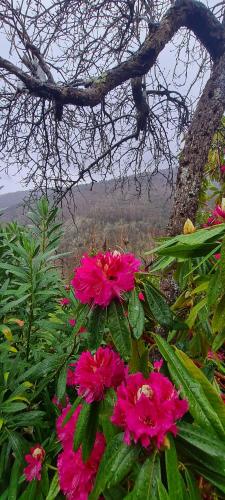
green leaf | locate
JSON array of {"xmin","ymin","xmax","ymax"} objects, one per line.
[
  {"xmin": 0, "ymin": 402, "xmax": 28, "ymax": 413},
  {"xmin": 157, "ymin": 480, "xmax": 169, "ymax": 500},
  {"xmin": 18, "ymin": 354, "xmax": 66, "ymax": 382},
  {"xmin": 46, "ymin": 473, "xmax": 60, "ymax": 500},
  {"xmin": 8, "ymin": 459, "xmax": 21, "ymax": 500},
  {"xmin": 73, "ymin": 400, "xmax": 100, "ymax": 461},
  {"xmin": 186, "ymin": 297, "xmax": 207, "ymax": 329},
  {"xmin": 56, "ymin": 364, "xmax": 67, "ymax": 401},
  {"xmin": 178, "ymin": 421, "xmax": 225, "ymax": 473},
  {"xmin": 184, "ymin": 469, "xmax": 201, "ymax": 500},
  {"xmin": 212, "ymin": 294, "xmax": 225, "ymax": 333},
  {"xmin": 6, "ymin": 430, "xmax": 27, "ymax": 462},
  {"xmin": 144, "ymin": 282, "xmax": 173, "ymax": 327},
  {"xmin": 88, "ymin": 306, "xmax": 107, "ymax": 349},
  {"xmin": 62, "ymin": 396, "xmax": 82, "ymax": 426},
  {"xmin": 72, "ymin": 303, "xmax": 89, "ymax": 336},
  {"xmin": 107, "ymin": 302, "xmax": 131, "ymax": 360},
  {"xmin": 82, "ymin": 402, "xmax": 100, "ymax": 462},
  {"xmin": 18, "ymin": 481, "xmax": 37, "ymax": 500},
  {"xmin": 147, "ymin": 225, "xmax": 225, "ymax": 258},
  {"xmin": 90, "ymin": 434, "xmax": 139, "ymax": 499},
  {"xmin": 125, "ymin": 451, "xmax": 160, "ymax": 499},
  {"xmin": 128, "ymin": 289, "xmax": 145, "ymax": 340},
  {"xmin": 74, "ymin": 402, "xmax": 91, "ymax": 452},
  {"xmin": 155, "ymin": 336, "xmax": 225, "ymax": 438},
  {"xmin": 207, "ymin": 270, "xmax": 222, "ymax": 307},
  {"xmin": 176, "ymin": 349, "xmax": 225, "ymax": 432},
  {"xmin": 165, "ymin": 437, "xmax": 183, "ymax": 500},
  {"xmin": 212, "ymin": 328, "xmax": 225, "ymax": 351}
]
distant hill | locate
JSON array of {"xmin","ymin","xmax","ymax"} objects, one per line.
[{"xmin": 0, "ymin": 172, "xmax": 174, "ymax": 276}]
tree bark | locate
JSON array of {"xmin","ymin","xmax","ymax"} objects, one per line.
[{"xmin": 168, "ymin": 52, "xmax": 225, "ymax": 235}]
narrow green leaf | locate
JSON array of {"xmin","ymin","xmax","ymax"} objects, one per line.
[
  {"xmin": 107, "ymin": 302, "xmax": 131, "ymax": 360},
  {"xmin": 74, "ymin": 402, "xmax": 91, "ymax": 452},
  {"xmin": 165, "ymin": 437, "xmax": 183, "ymax": 500},
  {"xmin": 56, "ymin": 364, "xmax": 67, "ymax": 401},
  {"xmin": 186, "ymin": 298, "xmax": 207, "ymax": 329},
  {"xmin": 72, "ymin": 304, "xmax": 89, "ymax": 336},
  {"xmin": 62, "ymin": 396, "xmax": 82, "ymax": 426},
  {"xmin": 6, "ymin": 430, "xmax": 27, "ymax": 462},
  {"xmin": 8, "ymin": 459, "xmax": 21, "ymax": 500},
  {"xmin": 212, "ymin": 328, "xmax": 225, "ymax": 351},
  {"xmin": 125, "ymin": 451, "xmax": 160, "ymax": 499},
  {"xmin": 46, "ymin": 472, "xmax": 60, "ymax": 500},
  {"xmin": 207, "ymin": 270, "xmax": 222, "ymax": 307},
  {"xmin": 18, "ymin": 481, "xmax": 37, "ymax": 500},
  {"xmin": 82, "ymin": 402, "xmax": 100, "ymax": 462},
  {"xmin": 90, "ymin": 434, "xmax": 139, "ymax": 499},
  {"xmin": 157, "ymin": 480, "xmax": 169, "ymax": 500},
  {"xmin": 184, "ymin": 469, "xmax": 201, "ymax": 500},
  {"xmin": 212, "ymin": 293, "xmax": 225, "ymax": 333},
  {"xmin": 128, "ymin": 289, "xmax": 145, "ymax": 340},
  {"xmin": 178, "ymin": 421, "xmax": 225, "ymax": 469}
]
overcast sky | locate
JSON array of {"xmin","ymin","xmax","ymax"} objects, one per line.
[{"xmin": 0, "ymin": 0, "xmax": 219, "ymax": 194}]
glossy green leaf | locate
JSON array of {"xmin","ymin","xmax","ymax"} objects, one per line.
[
  {"xmin": 62, "ymin": 396, "xmax": 82, "ymax": 426},
  {"xmin": 90, "ymin": 433, "xmax": 139, "ymax": 499},
  {"xmin": 125, "ymin": 451, "xmax": 160, "ymax": 499},
  {"xmin": 157, "ymin": 480, "xmax": 169, "ymax": 500},
  {"xmin": 74, "ymin": 402, "xmax": 91, "ymax": 452},
  {"xmin": 128, "ymin": 289, "xmax": 145, "ymax": 340},
  {"xmin": 56, "ymin": 363, "xmax": 67, "ymax": 401},
  {"xmin": 184, "ymin": 469, "xmax": 201, "ymax": 500},
  {"xmin": 107, "ymin": 302, "xmax": 131, "ymax": 360},
  {"xmin": 212, "ymin": 294, "xmax": 225, "ymax": 333},
  {"xmin": 155, "ymin": 335, "xmax": 225, "ymax": 438},
  {"xmin": 165, "ymin": 437, "xmax": 183, "ymax": 500},
  {"xmin": 144, "ymin": 282, "xmax": 173, "ymax": 327},
  {"xmin": 88, "ymin": 306, "xmax": 107, "ymax": 349},
  {"xmin": 46, "ymin": 472, "xmax": 60, "ymax": 500},
  {"xmin": 8, "ymin": 459, "xmax": 21, "ymax": 500}
]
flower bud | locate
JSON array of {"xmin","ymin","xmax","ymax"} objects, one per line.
[{"xmin": 183, "ymin": 219, "xmax": 196, "ymax": 234}]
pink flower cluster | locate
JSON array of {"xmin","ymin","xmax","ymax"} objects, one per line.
[
  {"xmin": 67, "ymin": 347, "xmax": 126, "ymax": 403},
  {"xmin": 71, "ymin": 251, "xmax": 141, "ymax": 307},
  {"xmin": 24, "ymin": 445, "xmax": 45, "ymax": 482},
  {"xmin": 59, "ymin": 297, "xmax": 71, "ymax": 307},
  {"xmin": 204, "ymin": 200, "xmax": 225, "ymax": 227},
  {"xmin": 111, "ymin": 372, "xmax": 188, "ymax": 449},
  {"xmin": 57, "ymin": 404, "xmax": 105, "ymax": 500}
]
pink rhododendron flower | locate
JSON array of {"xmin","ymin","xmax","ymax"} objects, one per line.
[
  {"xmin": 203, "ymin": 216, "xmax": 222, "ymax": 227},
  {"xmin": 138, "ymin": 292, "xmax": 145, "ymax": 301},
  {"xmin": 67, "ymin": 363, "xmax": 76, "ymax": 386},
  {"xmin": 52, "ymin": 394, "xmax": 70, "ymax": 410},
  {"xmin": 59, "ymin": 298, "xmax": 71, "ymax": 306},
  {"xmin": 68, "ymin": 320, "xmax": 86, "ymax": 333},
  {"xmin": 24, "ymin": 445, "xmax": 45, "ymax": 482},
  {"xmin": 111, "ymin": 372, "xmax": 188, "ymax": 449},
  {"xmin": 153, "ymin": 359, "xmax": 163, "ymax": 371},
  {"xmin": 214, "ymin": 253, "xmax": 221, "ymax": 260},
  {"xmin": 71, "ymin": 251, "xmax": 141, "ymax": 307},
  {"xmin": 57, "ymin": 433, "xmax": 105, "ymax": 500},
  {"xmin": 72, "ymin": 347, "xmax": 126, "ymax": 403},
  {"xmin": 207, "ymin": 350, "xmax": 225, "ymax": 361},
  {"xmin": 56, "ymin": 403, "xmax": 82, "ymax": 449},
  {"xmin": 69, "ymin": 319, "xmax": 76, "ymax": 327},
  {"xmin": 213, "ymin": 205, "xmax": 225, "ymax": 220}
]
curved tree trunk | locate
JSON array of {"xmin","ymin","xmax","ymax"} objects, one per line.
[{"xmin": 168, "ymin": 53, "xmax": 225, "ymax": 236}]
